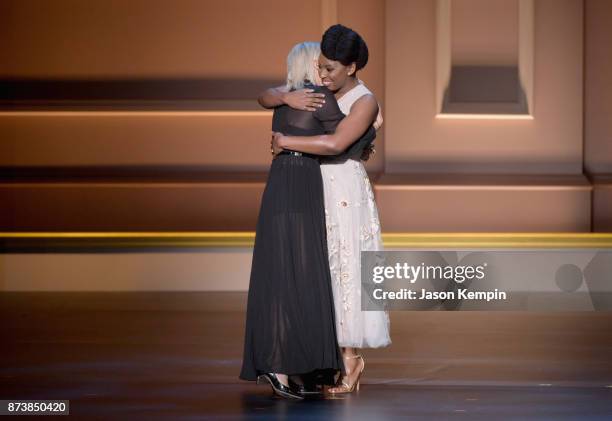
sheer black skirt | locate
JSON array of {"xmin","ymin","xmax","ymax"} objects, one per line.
[{"xmin": 239, "ymin": 154, "xmax": 344, "ymax": 384}]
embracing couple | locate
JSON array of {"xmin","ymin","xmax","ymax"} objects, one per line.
[{"xmin": 239, "ymin": 24, "xmax": 391, "ymax": 399}]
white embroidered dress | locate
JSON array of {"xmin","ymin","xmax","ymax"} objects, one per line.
[{"xmin": 320, "ymin": 83, "xmax": 391, "ymax": 348}]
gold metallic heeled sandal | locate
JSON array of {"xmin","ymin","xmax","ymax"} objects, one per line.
[{"xmin": 328, "ymin": 355, "xmax": 365, "ymax": 394}]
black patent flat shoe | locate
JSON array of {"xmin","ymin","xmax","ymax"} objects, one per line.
[{"xmin": 257, "ymin": 373, "xmax": 304, "ymax": 400}]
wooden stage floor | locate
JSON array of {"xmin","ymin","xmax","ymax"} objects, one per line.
[{"xmin": 1, "ymin": 292, "xmax": 612, "ymax": 420}]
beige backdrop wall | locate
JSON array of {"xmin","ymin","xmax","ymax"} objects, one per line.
[
  {"xmin": 0, "ymin": 0, "xmax": 385, "ymax": 174},
  {"xmin": 0, "ymin": 0, "xmax": 385, "ymax": 233},
  {"xmin": 1, "ymin": 0, "xmax": 609, "ymax": 235},
  {"xmin": 384, "ymin": 0, "xmax": 583, "ymax": 175}
]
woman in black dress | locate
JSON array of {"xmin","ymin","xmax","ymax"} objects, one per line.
[{"xmin": 239, "ymin": 41, "xmax": 374, "ymax": 399}]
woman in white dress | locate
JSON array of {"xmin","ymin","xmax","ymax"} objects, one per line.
[{"xmin": 270, "ymin": 24, "xmax": 391, "ymax": 394}]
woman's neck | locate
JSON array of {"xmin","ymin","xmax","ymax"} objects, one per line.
[{"xmin": 335, "ymin": 77, "xmax": 359, "ymax": 100}]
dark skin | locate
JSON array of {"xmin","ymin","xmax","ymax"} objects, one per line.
[
  {"xmin": 258, "ymin": 85, "xmax": 326, "ymax": 111},
  {"xmin": 271, "ymin": 54, "xmax": 378, "ymax": 157}
]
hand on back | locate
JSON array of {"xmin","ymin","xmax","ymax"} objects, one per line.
[{"xmin": 284, "ymin": 88, "xmax": 326, "ymax": 112}]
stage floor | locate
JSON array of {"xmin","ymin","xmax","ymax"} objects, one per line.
[{"xmin": 1, "ymin": 292, "xmax": 611, "ymax": 420}]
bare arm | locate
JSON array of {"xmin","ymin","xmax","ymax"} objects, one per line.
[
  {"xmin": 258, "ymin": 85, "xmax": 288, "ymax": 109},
  {"xmin": 273, "ymin": 94, "xmax": 379, "ymax": 155},
  {"xmin": 258, "ymin": 86, "xmax": 326, "ymax": 110},
  {"xmin": 373, "ymin": 107, "xmax": 383, "ymax": 130}
]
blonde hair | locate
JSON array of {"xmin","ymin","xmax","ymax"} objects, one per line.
[{"xmin": 286, "ymin": 42, "xmax": 321, "ymax": 90}]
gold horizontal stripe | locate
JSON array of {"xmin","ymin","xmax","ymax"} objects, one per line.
[{"xmin": 2, "ymin": 232, "xmax": 612, "ymax": 249}]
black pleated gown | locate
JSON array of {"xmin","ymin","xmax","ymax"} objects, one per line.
[{"xmin": 239, "ymin": 84, "xmax": 350, "ymax": 384}]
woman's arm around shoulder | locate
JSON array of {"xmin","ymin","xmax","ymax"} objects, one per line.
[
  {"xmin": 257, "ymin": 85, "xmax": 288, "ymax": 109},
  {"xmin": 258, "ymin": 85, "xmax": 326, "ymax": 110},
  {"xmin": 273, "ymin": 93, "xmax": 379, "ymax": 155}
]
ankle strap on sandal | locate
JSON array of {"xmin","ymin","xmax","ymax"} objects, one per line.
[{"xmin": 343, "ymin": 354, "xmax": 363, "ymax": 360}]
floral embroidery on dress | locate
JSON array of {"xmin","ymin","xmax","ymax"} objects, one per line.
[
  {"xmin": 363, "ymin": 178, "xmax": 375, "ymax": 201},
  {"xmin": 329, "ymin": 237, "xmax": 353, "ymax": 327},
  {"xmin": 319, "ymin": 124, "xmax": 391, "ymax": 348},
  {"xmin": 360, "ymin": 224, "xmax": 375, "ymax": 243},
  {"xmin": 339, "ymin": 270, "xmax": 352, "ymax": 312}
]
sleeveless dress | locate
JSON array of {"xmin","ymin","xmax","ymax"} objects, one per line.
[
  {"xmin": 320, "ymin": 83, "xmax": 392, "ymax": 349},
  {"xmin": 239, "ymin": 84, "xmax": 350, "ymax": 384}
]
